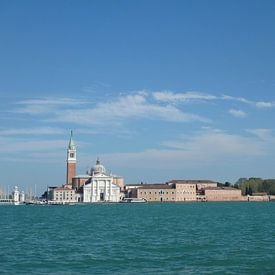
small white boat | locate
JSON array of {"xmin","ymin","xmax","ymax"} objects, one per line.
[
  {"xmin": 0, "ymin": 199, "xmax": 23, "ymax": 205},
  {"xmin": 120, "ymin": 198, "xmax": 147, "ymax": 203},
  {"xmin": 0, "ymin": 199, "xmax": 14, "ymax": 205}
]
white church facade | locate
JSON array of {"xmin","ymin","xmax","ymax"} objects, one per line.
[{"xmin": 83, "ymin": 159, "xmax": 120, "ymax": 203}]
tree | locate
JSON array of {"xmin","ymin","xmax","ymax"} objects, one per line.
[{"xmin": 236, "ymin": 177, "xmax": 275, "ymax": 195}]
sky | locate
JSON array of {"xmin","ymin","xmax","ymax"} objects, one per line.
[{"xmin": 0, "ymin": 0, "xmax": 275, "ymax": 195}]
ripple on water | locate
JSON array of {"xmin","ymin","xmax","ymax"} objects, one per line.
[{"xmin": 0, "ymin": 202, "xmax": 275, "ymax": 274}]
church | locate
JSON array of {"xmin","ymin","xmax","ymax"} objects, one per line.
[
  {"xmin": 52, "ymin": 131, "xmax": 124, "ymax": 203},
  {"xmin": 83, "ymin": 159, "xmax": 121, "ymax": 202}
]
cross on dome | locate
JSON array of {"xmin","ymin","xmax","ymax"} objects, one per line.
[{"xmin": 89, "ymin": 158, "xmax": 107, "ymax": 175}]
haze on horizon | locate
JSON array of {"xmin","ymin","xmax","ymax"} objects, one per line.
[{"xmin": 0, "ymin": 0, "xmax": 275, "ymax": 195}]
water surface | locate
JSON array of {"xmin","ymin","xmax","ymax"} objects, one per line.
[{"xmin": 0, "ymin": 202, "xmax": 274, "ymax": 274}]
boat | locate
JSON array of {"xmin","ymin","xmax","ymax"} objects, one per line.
[
  {"xmin": 0, "ymin": 199, "xmax": 14, "ymax": 205},
  {"xmin": 120, "ymin": 198, "xmax": 147, "ymax": 203},
  {"xmin": 0, "ymin": 199, "xmax": 23, "ymax": 205}
]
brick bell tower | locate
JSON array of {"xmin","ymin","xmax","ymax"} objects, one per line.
[{"xmin": 66, "ymin": 130, "xmax": 76, "ymax": 186}]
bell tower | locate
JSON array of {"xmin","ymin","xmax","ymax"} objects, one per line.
[{"xmin": 66, "ymin": 130, "xmax": 76, "ymax": 186}]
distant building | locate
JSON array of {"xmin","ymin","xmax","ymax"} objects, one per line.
[
  {"xmin": 13, "ymin": 186, "xmax": 20, "ymax": 203},
  {"xmin": 126, "ymin": 180, "xmax": 244, "ymax": 202},
  {"xmin": 137, "ymin": 184, "xmax": 176, "ymax": 202},
  {"xmin": 45, "ymin": 131, "xmax": 123, "ymax": 203},
  {"xmin": 170, "ymin": 180, "xmax": 217, "ymax": 191},
  {"xmin": 43, "ymin": 132, "xmax": 248, "ymax": 203},
  {"xmin": 203, "ymin": 187, "xmax": 242, "ymax": 201},
  {"xmin": 247, "ymin": 193, "xmax": 270, "ymax": 202},
  {"xmin": 66, "ymin": 130, "xmax": 76, "ymax": 187},
  {"xmin": 47, "ymin": 187, "xmax": 77, "ymax": 203},
  {"xmin": 19, "ymin": 191, "xmax": 25, "ymax": 203},
  {"xmin": 83, "ymin": 159, "xmax": 120, "ymax": 203},
  {"xmin": 112, "ymin": 176, "xmax": 125, "ymax": 191},
  {"xmin": 134, "ymin": 181, "xmax": 198, "ymax": 202},
  {"xmin": 72, "ymin": 175, "xmax": 91, "ymax": 190}
]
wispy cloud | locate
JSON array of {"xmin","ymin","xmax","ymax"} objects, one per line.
[
  {"xmin": 10, "ymin": 91, "xmax": 274, "ymax": 135},
  {"xmin": 15, "ymin": 97, "xmax": 87, "ymax": 115},
  {"xmin": 17, "ymin": 98, "xmax": 86, "ymax": 106},
  {"xmin": 0, "ymin": 138, "xmax": 67, "ymax": 152},
  {"xmin": 153, "ymin": 91, "xmax": 217, "ymax": 102},
  {"xmin": 102, "ymin": 128, "xmax": 273, "ymax": 170},
  {"xmin": 14, "ymin": 93, "xmax": 210, "ymax": 126},
  {"xmin": 1, "ymin": 127, "xmax": 274, "ymax": 183},
  {"xmin": 255, "ymin": 101, "xmax": 275, "ymax": 108},
  {"xmin": 221, "ymin": 95, "xmax": 252, "ymax": 105},
  {"xmin": 56, "ymin": 94, "xmax": 210, "ymax": 125},
  {"xmin": 153, "ymin": 91, "xmax": 275, "ymax": 109},
  {"xmin": 223, "ymin": 95, "xmax": 275, "ymax": 109},
  {"xmin": 0, "ymin": 127, "xmax": 65, "ymax": 136},
  {"xmin": 228, "ymin": 109, "xmax": 247, "ymax": 118},
  {"xmin": 246, "ymin": 128, "xmax": 274, "ymax": 141}
]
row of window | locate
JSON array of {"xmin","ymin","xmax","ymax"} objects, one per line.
[
  {"xmin": 140, "ymin": 191, "xmax": 175, "ymax": 195},
  {"xmin": 177, "ymin": 186, "xmax": 195, "ymax": 189},
  {"xmin": 144, "ymin": 198, "xmax": 195, "ymax": 201},
  {"xmin": 142, "ymin": 198, "xmax": 175, "ymax": 200},
  {"xmin": 139, "ymin": 190, "xmax": 196, "ymax": 195},
  {"xmin": 144, "ymin": 197, "xmax": 195, "ymax": 201},
  {"xmin": 55, "ymin": 191, "xmax": 74, "ymax": 194},
  {"xmin": 55, "ymin": 197, "xmax": 74, "ymax": 200}
]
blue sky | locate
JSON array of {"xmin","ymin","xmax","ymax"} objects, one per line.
[{"xmin": 0, "ymin": 0, "xmax": 275, "ymax": 194}]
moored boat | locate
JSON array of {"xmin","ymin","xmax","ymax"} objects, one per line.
[{"xmin": 120, "ymin": 198, "xmax": 147, "ymax": 203}]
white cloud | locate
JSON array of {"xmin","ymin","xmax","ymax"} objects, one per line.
[
  {"xmin": 13, "ymin": 93, "xmax": 210, "ymax": 125},
  {"xmin": 221, "ymin": 95, "xmax": 252, "ymax": 105},
  {"xmin": 222, "ymin": 95, "xmax": 275, "ymax": 109},
  {"xmin": 1, "ymin": 128, "xmax": 274, "ymax": 185},
  {"xmin": 153, "ymin": 91, "xmax": 275, "ymax": 110},
  {"xmin": 229, "ymin": 109, "xmax": 247, "ymax": 118},
  {"xmin": 47, "ymin": 94, "xmax": 210, "ymax": 125},
  {"xmin": 0, "ymin": 127, "xmax": 65, "ymax": 136},
  {"xmin": 0, "ymin": 138, "xmax": 67, "ymax": 152},
  {"xmin": 101, "ymin": 129, "xmax": 271, "ymax": 170},
  {"xmin": 255, "ymin": 101, "xmax": 275, "ymax": 108},
  {"xmin": 15, "ymin": 97, "xmax": 87, "ymax": 115},
  {"xmin": 153, "ymin": 91, "xmax": 217, "ymax": 102},
  {"xmin": 11, "ymin": 92, "xmax": 274, "ymax": 132},
  {"xmin": 246, "ymin": 129, "xmax": 274, "ymax": 141},
  {"xmin": 17, "ymin": 98, "xmax": 86, "ymax": 106}
]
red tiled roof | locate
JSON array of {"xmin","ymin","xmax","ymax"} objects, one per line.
[
  {"xmin": 53, "ymin": 187, "xmax": 73, "ymax": 191},
  {"xmin": 126, "ymin": 183, "xmax": 147, "ymax": 186},
  {"xmin": 138, "ymin": 184, "xmax": 172, "ymax": 189},
  {"xmin": 168, "ymin": 180, "xmax": 216, "ymax": 184},
  {"xmin": 47, "ymin": 186, "xmax": 58, "ymax": 190}
]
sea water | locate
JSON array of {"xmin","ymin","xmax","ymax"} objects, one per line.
[{"xmin": 0, "ymin": 202, "xmax": 274, "ymax": 274}]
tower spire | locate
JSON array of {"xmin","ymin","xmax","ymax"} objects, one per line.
[
  {"xmin": 68, "ymin": 130, "xmax": 76, "ymax": 150},
  {"xmin": 66, "ymin": 130, "xmax": 76, "ymax": 186}
]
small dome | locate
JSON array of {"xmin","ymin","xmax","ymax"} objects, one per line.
[{"xmin": 89, "ymin": 158, "xmax": 106, "ymax": 175}]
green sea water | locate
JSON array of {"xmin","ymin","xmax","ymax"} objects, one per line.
[{"xmin": 0, "ymin": 202, "xmax": 274, "ymax": 274}]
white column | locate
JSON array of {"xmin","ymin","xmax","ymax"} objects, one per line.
[
  {"xmin": 105, "ymin": 180, "xmax": 107, "ymax": 201},
  {"xmin": 90, "ymin": 181, "xmax": 94, "ymax": 202},
  {"xmin": 109, "ymin": 180, "xmax": 112, "ymax": 201},
  {"xmin": 96, "ymin": 180, "xmax": 99, "ymax": 201}
]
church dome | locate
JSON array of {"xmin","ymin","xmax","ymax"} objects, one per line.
[{"xmin": 89, "ymin": 158, "xmax": 106, "ymax": 175}]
